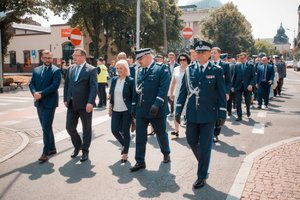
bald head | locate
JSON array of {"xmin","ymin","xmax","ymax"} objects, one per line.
[
  {"xmin": 262, "ymin": 56, "xmax": 268, "ymax": 65},
  {"xmin": 117, "ymin": 52, "xmax": 127, "ymax": 60}
]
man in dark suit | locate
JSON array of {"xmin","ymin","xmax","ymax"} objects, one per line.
[
  {"xmin": 274, "ymin": 56, "xmax": 286, "ymax": 96},
  {"xmin": 130, "ymin": 48, "xmax": 171, "ymax": 172},
  {"xmin": 231, "ymin": 52, "xmax": 256, "ymax": 121},
  {"xmin": 64, "ymin": 47, "xmax": 98, "ymax": 162},
  {"xmin": 175, "ymin": 41, "xmax": 227, "ymax": 189},
  {"xmin": 29, "ymin": 50, "xmax": 61, "ymax": 163},
  {"xmin": 210, "ymin": 47, "xmax": 231, "ymax": 142},
  {"xmin": 256, "ymin": 56, "xmax": 275, "ymax": 109}
]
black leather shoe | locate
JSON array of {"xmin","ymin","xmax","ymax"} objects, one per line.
[
  {"xmin": 257, "ymin": 105, "xmax": 262, "ymax": 109},
  {"xmin": 163, "ymin": 154, "xmax": 171, "ymax": 163},
  {"xmin": 70, "ymin": 149, "xmax": 80, "ymax": 158},
  {"xmin": 48, "ymin": 150, "xmax": 57, "ymax": 156},
  {"xmin": 247, "ymin": 112, "xmax": 251, "ymax": 117},
  {"xmin": 213, "ymin": 135, "xmax": 219, "ymax": 143},
  {"xmin": 170, "ymin": 131, "xmax": 179, "ymax": 137},
  {"xmin": 235, "ymin": 117, "xmax": 242, "ymax": 121},
  {"xmin": 130, "ymin": 163, "xmax": 146, "ymax": 172},
  {"xmin": 193, "ymin": 178, "xmax": 206, "ymax": 189},
  {"xmin": 80, "ymin": 151, "xmax": 89, "ymax": 162}
]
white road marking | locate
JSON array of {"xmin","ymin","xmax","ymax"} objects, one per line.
[
  {"xmin": 35, "ymin": 114, "xmax": 111, "ymax": 144},
  {"xmin": 0, "ymin": 99, "xmax": 30, "ymax": 103},
  {"xmin": 252, "ymin": 123, "xmax": 265, "ymax": 134},
  {"xmin": 0, "ymin": 96, "xmax": 33, "ymax": 100},
  {"xmin": 0, "ymin": 121, "xmax": 21, "ymax": 125},
  {"xmin": 257, "ymin": 111, "xmax": 266, "ymax": 118}
]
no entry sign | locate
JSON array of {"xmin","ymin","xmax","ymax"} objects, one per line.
[
  {"xmin": 182, "ymin": 27, "xmax": 193, "ymax": 39},
  {"xmin": 70, "ymin": 28, "xmax": 82, "ymax": 46}
]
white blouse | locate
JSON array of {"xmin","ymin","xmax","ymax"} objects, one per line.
[{"xmin": 113, "ymin": 78, "xmax": 128, "ymax": 112}]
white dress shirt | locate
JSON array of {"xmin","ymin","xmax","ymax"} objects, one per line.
[{"xmin": 113, "ymin": 78, "xmax": 128, "ymax": 112}]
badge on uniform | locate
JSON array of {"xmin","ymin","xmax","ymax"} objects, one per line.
[{"xmin": 206, "ymin": 75, "xmax": 215, "ymax": 79}]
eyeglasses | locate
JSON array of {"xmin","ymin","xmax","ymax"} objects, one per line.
[
  {"xmin": 42, "ymin": 57, "xmax": 52, "ymax": 59},
  {"xmin": 179, "ymin": 58, "xmax": 187, "ymax": 61},
  {"xmin": 72, "ymin": 54, "xmax": 83, "ymax": 58}
]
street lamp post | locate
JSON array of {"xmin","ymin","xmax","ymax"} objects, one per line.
[
  {"xmin": 136, "ymin": 0, "xmax": 141, "ymax": 50},
  {"xmin": 0, "ymin": 10, "xmax": 15, "ymax": 93}
]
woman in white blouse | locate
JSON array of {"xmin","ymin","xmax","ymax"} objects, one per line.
[
  {"xmin": 169, "ymin": 53, "xmax": 191, "ymax": 137},
  {"xmin": 108, "ymin": 60, "xmax": 135, "ymax": 162}
]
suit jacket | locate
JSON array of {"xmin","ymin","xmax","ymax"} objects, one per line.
[
  {"xmin": 63, "ymin": 63, "xmax": 98, "ymax": 110},
  {"xmin": 276, "ymin": 61, "xmax": 286, "ymax": 79},
  {"xmin": 176, "ymin": 62, "xmax": 227, "ymax": 123},
  {"xmin": 232, "ymin": 61, "xmax": 256, "ymax": 91},
  {"xmin": 213, "ymin": 60, "xmax": 231, "ymax": 94},
  {"xmin": 256, "ymin": 63, "xmax": 275, "ymax": 85},
  {"xmin": 135, "ymin": 61, "xmax": 170, "ymax": 118},
  {"xmin": 109, "ymin": 76, "xmax": 136, "ymax": 112},
  {"xmin": 29, "ymin": 64, "xmax": 61, "ymax": 109}
]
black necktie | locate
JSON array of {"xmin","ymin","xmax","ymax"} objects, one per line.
[
  {"xmin": 200, "ymin": 65, "xmax": 204, "ymax": 74},
  {"xmin": 263, "ymin": 65, "xmax": 266, "ymax": 80},
  {"xmin": 143, "ymin": 68, "xmax": 148, "ymax": 75},
  {"xmin": 41, "ymin": 66, "xmax": 48, "ymax": 78}
]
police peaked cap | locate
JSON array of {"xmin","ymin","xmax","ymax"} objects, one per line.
[
  {"xmin": 135, "ymin": 48, "xmax": 152, "ymax": 60},
  {"xmin": 194, "ymin": 40, "xmax": 212, "ymax": 52}
]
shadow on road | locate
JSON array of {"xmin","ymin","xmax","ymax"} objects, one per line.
[
  {"xmin": 109, "ymin": 160, "xmax": 133, "ymax": 184},
  {"xmin": 213, "ymin": 140, "xmax": 246, "ymax": 157},
  {"xmin": 183, "ymin": 184, "xmax": 227, "ymax": 200},
  {"xmin": 59, "ymin": 159, "xmax": 96, "ymax": 184}
]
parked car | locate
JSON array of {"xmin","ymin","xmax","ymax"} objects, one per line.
[
  {"xmin": 285, "ymin": 60, "xmax": 294, "ymax": 68},
  {"xmin": 294, "ymin": 61, "xmax": 300, "ymax": 71}
]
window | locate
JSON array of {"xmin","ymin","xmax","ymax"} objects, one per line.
[
  {"xmin": 23, "ymin": 50, "xmax": 31, "ymax": 66},
  {"xmin": 9, "ymin": 51, "xmax": 16, "ymax": 67}
]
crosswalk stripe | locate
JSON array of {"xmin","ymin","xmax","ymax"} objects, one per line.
[
  {"xmin": 35, "ymin": 114, "xmax": 111, "ymax": 144},
  {"xmin": 252, "ymin": 123, "xmax": 265, "ymax": 134}
]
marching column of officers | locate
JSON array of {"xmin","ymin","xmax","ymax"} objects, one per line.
[{"xmin": 29, "ymin": 40, "xmax": 286, "ymax": 189}]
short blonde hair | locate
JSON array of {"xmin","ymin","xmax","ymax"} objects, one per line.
[{"xmin": 116, "ymin": 59, "xmax": 130, "ymax": 76}]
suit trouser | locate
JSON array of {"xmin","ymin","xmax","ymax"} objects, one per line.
[
  {"xmin": 258, "ymin": 82, "xmax": 271, "ymax": 106},
  {"xmin": 235, "ymin": 89, "xmax": 251, "ymax": 117},
  {"xmin": 135, "ymin": 116, "xmax": 170, "ymax": 164},
  {"xmin": 66, "ymin": 101, "xmax": 93, "ymax": 152},
  {"xmin": 276, "ymin": 78, "xmax": 284, "ymax": 95},
  {"xmin": 186, "ymin": 121, "xmax": 215, "ymax": 179},
  {"xmin": 98, "ymin": 83, "xmax": 107, "ymax": 106},
  {"xmin": 37, "ymin": 107, "xmax": 56, "ymax": 155},
  {"xmin": 111, "ymin": 110, "xmax": 132, "ymax": 154},
  {"xmin": 227, "ymin": 91, "xmax": 235, "ymax": 113}
]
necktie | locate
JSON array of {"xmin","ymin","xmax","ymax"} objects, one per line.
[
  {"xmin": 263, "ymin": 65, "xmax": 266, "ymax": 80},
  {"xmin": 143, "ymin": 68, "xmax": 148, "ymax": 75},
  {"xmin": 74, "ymin": 66, "xmax": 79, "ymax": 81},
  {"xmin": 41, "ymin": 66, "xmax": 48, "ymax": 78},
  {"xmin": 242, "ymin": 63, "xmax": 245, "ymax": 72},
  {"xmin": 214, "ymin": 62, "xmax": 217, "ymax": 65},
  {"xmin": 200, "ymin": 65, "xmax": 204, "ymax": 74}
]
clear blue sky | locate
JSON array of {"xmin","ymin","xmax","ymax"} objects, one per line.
[{"xmin": 31, "ymin": 0, "xmax": 299, "ymax": 46}]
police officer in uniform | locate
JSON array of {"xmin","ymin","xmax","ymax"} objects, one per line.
[
  {"xmin": 210, "ymin": 47, "xmax": 231, "ymax": 143},
  {"xmin": 175, "ymin": 41, "xmax": 227, "ymax": 189},
  {"xmin": 130, "ymin": 48, "xmax": 171, "ymax": 172}
]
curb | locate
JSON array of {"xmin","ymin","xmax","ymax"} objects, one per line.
[
  {"xmin": 0, "ymin": 127, "xmax": 29, "ymax": 164},
  {"xmin": 226, "ymin": 136, "xmax": 300, "ymax": 200}
]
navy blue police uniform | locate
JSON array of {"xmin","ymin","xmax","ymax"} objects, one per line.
[
  {"xmin": 131, "ymin": 48, "xmax": 171, "ymax": 170},
  {"xmin": 175, "ymin": 41, "xmax": 227, "ymax": 186}
]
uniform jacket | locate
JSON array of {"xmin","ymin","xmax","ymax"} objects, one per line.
[
  {"xmin": 176, "ymin": 61, "xmax": 227, "ymax": 123},
  {"xmin": 276, "ymin": 61, "xmax": 286, "ymax": 79},
  {"xmin": 256, "ymin": 63, "xmax": 275, "ymax": 85},
  {"xmin": 64, "ymin": 63, "xmax": 98, "ymax": 110},
  {"xmin": 109, "ymin": 76, "xmax": 136, "ymax": 112},
  {"xmin": 29, "ymin": 64, "xmax": 61, "ymax": 109},
  {"xmin": 135, "ymin": 61, "xmax": 170, "ymax": 118},
  {"xmin": 231, "ymin": 61, "xmax": 256, "ymax": 91}
]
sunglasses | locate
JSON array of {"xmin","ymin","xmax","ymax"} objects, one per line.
[{"xmin": 179, "ymin": 58, "xmax": 187, "ymax": 61}]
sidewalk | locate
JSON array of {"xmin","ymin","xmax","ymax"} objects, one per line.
[
  {"xmin": 0, "ymin": 127, "xmax": 29, "ymax": 163},
  {"xmin": 241, "ymin": 139, "xmax": 300, "ymax": 200}
]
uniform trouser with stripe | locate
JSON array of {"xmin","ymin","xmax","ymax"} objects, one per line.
[
  {"xmin": 186, "ymin": 121, "xmax": 214, "ymax": 179},
  {"xmin": 135, "ymin": 116, "xmax": 170, "ymax": 164}
]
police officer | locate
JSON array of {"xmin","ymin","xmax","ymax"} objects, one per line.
[
  {"xmin": 210, "ymin": 48, "xmax": 231, "ymax": 143},
  {"xmin": 175, "ymin": 41, "xmax": 227, "ymax": 189},
  {"xmin": 130, "ymin": 48, "xmax": 171, "ymax": 172}
]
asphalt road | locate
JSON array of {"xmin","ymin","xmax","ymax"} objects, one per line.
[{"xmin": 0, "ymin": 68, "xmax": 299, "ymax": 200}]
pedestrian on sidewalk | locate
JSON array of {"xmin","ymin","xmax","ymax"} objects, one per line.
[
  {"xmin": 175, "ymin": 40, "xmax": 227, "ymax": 189},
  {"xmin": 108, "ymin": 59, "xmax": 135, "ymax": 163},
  {"xmin": 64, "ymin": 47, "xmax": 98, "ymax": 162},
  {"xmin": 29, "ymin": 50, "xmax": 61, "ymax": 163}
]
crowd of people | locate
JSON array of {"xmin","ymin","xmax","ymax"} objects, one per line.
[{"xmin": 29, "ymin": 41, "xmax": 287, "ymax": 189}]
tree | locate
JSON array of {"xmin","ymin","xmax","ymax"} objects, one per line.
[
  {"xmin": 200, "ymin": 2, "xmax": 254, "ymax": 56},
  {"xmin": 251, "ymin": 40, "xmax": 278, "ymax": 56},
  {"xmin": 0, "ymin": 0, "xmax": 48, "ymax": 57}
]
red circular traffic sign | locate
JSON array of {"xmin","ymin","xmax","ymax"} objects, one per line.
[
  {"xmin": 182, "ymin": 27, "xmax": 193, "ymax": 39},
  {"xmin": 70, "ymin": 28, "xmax": 82, "ymax": 46}
]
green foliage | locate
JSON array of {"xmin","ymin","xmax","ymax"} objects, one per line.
[
  {"xmin": 0, "ymin": 0, "xmax": 48, "ymax": 56},
  {"xmin": 49, "ymin": 0, "xmax": 183, "ymax": 61},
  {"xmin": 251, "ymin": 40, "xmax": 278, "ymax": 56},
  {"xmin": 200, "ymin": 2, "xmax": 254, "ymax": 57}
]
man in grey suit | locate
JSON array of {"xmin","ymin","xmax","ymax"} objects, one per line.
[{"xmin": 64, "ymin": 47, "xmax": 98, "ymax": 162}]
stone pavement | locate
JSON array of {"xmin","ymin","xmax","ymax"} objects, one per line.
[
  {"xmin": 0, "ymin": 127, "xmax": 28, "ymax": 163},
  {"xmin": 241, "ymin": 140, "xmax": 300, "ymax": 200}
]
